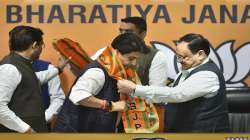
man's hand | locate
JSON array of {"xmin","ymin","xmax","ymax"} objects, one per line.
[
  {"xmin": 57, "ymin": 56, "xmax": 71, "ymax": 73},
  {"xmin": 117, "ymin": 80, "xmax": 136, "ymax": 95},
  {"xmin": 24, "ymin": 127, "xmax": 35, "ymax": 133},
  {"xmin": 49, "ymin": 115, "xmax": 57, "ymax": 130},
  {"xmin": 112, "ymin": 100, "xmax": 127, "ymax": 111}
]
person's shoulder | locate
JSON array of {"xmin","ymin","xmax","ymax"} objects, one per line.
[
  {"xmin": 87, "ymin": 67, "xmax": 105, "ymax": 73},
  {"xmin": 0, "ymin": 63, "xmax": 18, "ymax": 71},
  {"xmin": 0, "ymin": 64, "xmax": 21, "ymax": 78},
  {"xmin": 156, "ymin": 50, "xmax": 167, "ymax": 56},
  {"xmin": 80, "ymin": 67, "xmax": 105, "ymax": 81},
  {"xmin": 82, "ymin": 63, "xmax": 105, "ymax": 76},
  {"xmin": 153, "ymin": 51, "xmax": 168, "ymax": 62}
]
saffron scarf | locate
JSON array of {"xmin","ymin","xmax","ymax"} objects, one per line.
[
  {"xmin": 97, "ymin": 46, "xmax": 159, "ymax": 133},
  {"xmin": 53, "ymin": 38, "xmax": 92, "ymax": 70}
]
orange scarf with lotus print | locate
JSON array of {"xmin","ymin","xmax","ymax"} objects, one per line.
[{"xmin": 97, "ymin": 46, "xmax": 159, "ymax": 133}]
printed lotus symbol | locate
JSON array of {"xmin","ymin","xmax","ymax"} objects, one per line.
[{"xmin": 151, "ymin": 41, "xmax": 250, "ymax": 88}]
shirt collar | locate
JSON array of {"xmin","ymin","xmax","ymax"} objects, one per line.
[
  {"xmin": 12, "ymin": 51, "xmax": 33, "ymax": 64},
  {"xmin": 182, "ymin": 57, "xmax": 210, "ymax": 74}
]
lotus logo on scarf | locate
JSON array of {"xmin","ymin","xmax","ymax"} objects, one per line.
[{"xmin": 151, "ymin": 41, "xmax": 250, "ymax": 88}]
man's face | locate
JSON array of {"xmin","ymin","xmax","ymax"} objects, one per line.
[
  {"xmin": 175, "ymin": 42, "xmax": 202, "ymax": 70},
  {"xmin": 119, "ymin": 22, "xmax": 145, "ymax": 39},
  {"xmin": 118, "ymin": 51, "xmax": 141, "ymax": 69},
  {"xmin": 31, "ymin": 41, "xmax": 44, "ymax": 60}
]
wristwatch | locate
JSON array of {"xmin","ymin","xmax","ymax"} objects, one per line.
[
  {"xmin": 107, "ymin": 101, "xmax": 113, "ymax": 112},
  {"xmin": 56, "ymin": 66, "xmax": 63, "ymax": 74}
]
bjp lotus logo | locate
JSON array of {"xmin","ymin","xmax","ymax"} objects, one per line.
[{"xmin": 151, "ymin": 41, "xmax": 250, "ymax": 88}]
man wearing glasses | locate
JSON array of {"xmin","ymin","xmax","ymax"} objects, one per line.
[{"xmin": 117, "ymin": 33, "xmax": 230, "ymax": 132}]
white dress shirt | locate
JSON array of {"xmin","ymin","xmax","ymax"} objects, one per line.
[
  {"xmin": 0, "ymin": 64, "xmax": 59, "ymax": 133},
  {"xmin": 69, "ymin": 68, "xmax": 105, "ymax": 105},
  {"xmin": 91, "ymin": 47, "xmax": 168, "ymax": 86},
  {"xmin": 148, "ymin": 51, "xmax": 168, "ymax": 86},
  {"xmin": 134, "ymin": 58, "xmax": 220, "ymax": 103},
  {"xmin": 45, "ymin": 64, "xmax": 65, "ymax": 122}
]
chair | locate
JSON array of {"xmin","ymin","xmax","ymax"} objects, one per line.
[{"xmin": 227, "ymin": 88, "xmax": 250, "ymax": 132}]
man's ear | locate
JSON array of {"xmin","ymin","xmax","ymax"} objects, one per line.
[
  {"xmin": 140, "ymin": 31, "xmax": 146, "ymax": 39},
  {"xmin": 198, "ymin": 50, "xmax": 207, "ymax": 61},
  {"xmin": 116, "ymin": 51, "xmax": 124, "ymax": 62},
  {"xmin": 116, "ymin": 51, "xmax": 122, "ymax": 58},
  {"xmin": 31, "ymin": 42, "xmax": 37, "ymax": 49}
]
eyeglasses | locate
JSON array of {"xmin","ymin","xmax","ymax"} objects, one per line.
[
  {"xmin": 176, "ymin": 50, "xmax": 203, "ymax": 62},
  {"xmin": 176, "ymin": 55, "xmax": 189, "ymax": 62}
]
